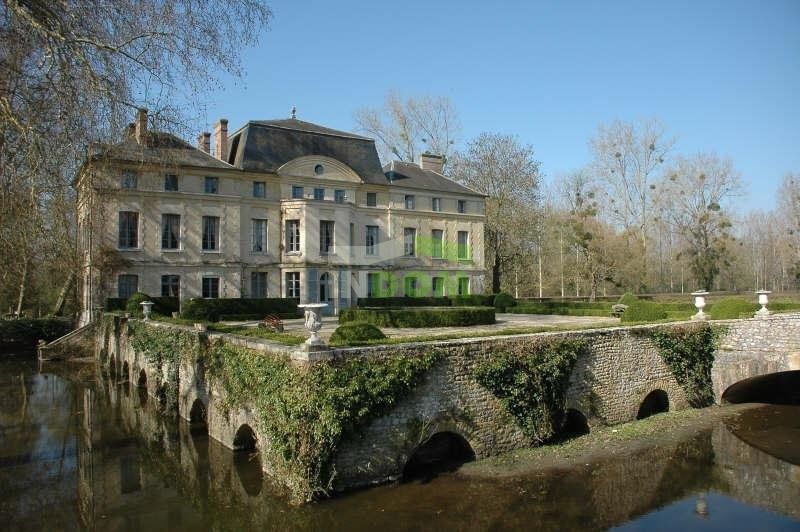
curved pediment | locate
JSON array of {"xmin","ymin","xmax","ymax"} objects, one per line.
[{"xmin": 277, "ymin": 156, "xmax": 363, "ymax": 183}]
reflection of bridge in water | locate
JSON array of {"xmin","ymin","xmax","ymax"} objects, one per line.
[{"xmin": 73, "ymin": 367, "xmax": 800, "ymax": 530}]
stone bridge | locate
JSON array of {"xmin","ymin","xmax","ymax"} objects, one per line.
[{"xmin": 96, "ymin": 312, "xmax": 800, "ymax": 495}]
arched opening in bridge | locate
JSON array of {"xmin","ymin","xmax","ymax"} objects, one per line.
[
  {"xmin": 233, "ymin": 424, "xmax": 262, "ymax": 496},
  {"xmin": 155, "ymin": 383, "xmax": 168, "ymax": 409},
  {"xmin": 558, "ymin": 409, "xmax": 590, "ymax": 440},
  {"xmin": 109, "ymin": 357, "xmax": 117, "ymax": 376},
  {"xmin": 637, "ymin": 389, "xmax": 669, "ymax": 420},
  {"xmin": 121, "ymin": 361, "xmax": 129, "ymax": 382},
  {"xmin": 721, "ymin": 371, "xmax": 800, "ymax": 405},
  {"xmin": 137, "ymin": 369, "xmax": 147, "ymax": 388},
  {"xmin": 189, "ymin": 399, "xmax": 208, "ymax": 435},
  {"xmin": 402, "ymin": 432, "xmax": 475, "ymax": 482}
]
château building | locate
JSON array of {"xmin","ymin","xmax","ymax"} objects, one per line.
[{"xmin": 77, "ymin": 109, "xmax": 486, "ymax": 324}]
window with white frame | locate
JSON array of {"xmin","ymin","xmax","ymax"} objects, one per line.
[
  {"xmin": 320, "ymin": 220, "xmax": 334, "ymax": 255},
  {"xmin": 292, "ymin": 185, "xmax": 304, "ymax": 199},
  {"xmin": 121, "ymin": 171, "xmax": 138, "ymax": 190},
  {"xmin": 365, "ymin": 225, "xmax": 378, "ymax": 256},
  {"xmin": 313, "ymin": 187, "xmax": 325, "ymax": 200},
  {"xmin": 118, "ymin": 274, "xmax": 138, "ymax": 298},
  {"xmin": 367, "ymin": 272, "xmax": 380, "ymax": 297},
  {"xmin": 458, "ymin": 277, "xmax": 470, "ymax": 295},
  {"xmin": 202, "ymin": 277, "xmax": 220, "ymax": 298},
  {"xmin": 253, "ymin": 181, "xmax": 266, "ymax": 198},
  {"xmin": 432, "ymin": 197, "xmax": 442, "ymax": 212},
  {"xmin": 404, "ymin": 194, "xmax": 415, "ymax": 210},
  {"xmin": 366, "ymin": 192, "xmax": 377, "ymax": 207},
  {"xmin": 204, "ymin": 176, "xmax": 219, "ymax": 194},
  {"xmin": 161, "ymin": 275, "xmax": 180, "ymax": 297},
  {"xmin": 161, "ymin": 214, "xmax": 180, "ymax": 250},
  {"xmin": 251, "ymin": 272, "xmax": 267, "ymax": 298},
  {"xmin": 202, "ymin": 216, "xmax": 220, "ymax": 251},
  {"xmin": 286, "ymin": 272, "xmax": 300, "ymax": 298},
  {"xmin": 164, "ymin": 174, "xmax": 179, "ymax": 191},
  {"xmin": 458, "ymin": 231, "xmax": 470, "ymax": 259},
  {"xmin": 458, "ymin": 199, "xmax": 467, "ymax": 214},
  {"xmin": 251, "ymin": 219, "xmax": 267, "ymax": 253},
  {"xmin": 334, "ymin": 189, "xmax": 345, "ymax": 203},
  {"xmin": 285, "ymin": 220, "xmax": 300, "ymax": 253},
  {"xmin": 432, "ymin": 229, "xmax": 444, "ymax": 258},
  {"xmin": 433, "ymin": 277, "xmax": 445, "ymax": 297},
  {"xmin": 403, "ymin": 227, "xmax": 416, "ymax": 256},
  {"xmin": 404, "ymin": 276, "xmax": 418, "ymax": 297},
  {"xmin": 118, "ymin": 211, "xmax": 139, "ymax": 249}
]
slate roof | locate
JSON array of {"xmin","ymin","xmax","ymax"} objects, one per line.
[
  {"xmin": 383, "ymin": 160, "xmax": 487, "ymax": 197},
  {"xmin": 93, "ymin": 131, "xmax": 233, "ymax": 170}
]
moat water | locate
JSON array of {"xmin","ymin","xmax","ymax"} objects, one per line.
[{"xmin": 1, "ymin": 352, "xmax": 799, "ymax": 531}]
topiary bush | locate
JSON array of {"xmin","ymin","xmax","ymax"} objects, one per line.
[
  {"xmin": 339, "ymin": 307, "xmax": 496, "ymax": 328},
  {"xmin": 126, "ymin": 292, "xmax": 152, "ymax": 317},
  {"xmin": 493, "ymin": 292, "xmax": 516, "ymax": 312},
  {"xmin": 708, "ymin": 297, "xmax": 758, "ymax": 320},
  {"xmin": 620, "ymin": 300, "xmax": 667, "ymax": 323},
  {"xmin": 329, "ymin": 322, "xmax": 386, "ymax": 345}
]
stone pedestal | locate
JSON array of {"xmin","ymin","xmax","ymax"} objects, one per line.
[
  {"xmin": 298, "ymin": 303, "xmax": 328, "ymax": 347},
  {"xmin": 691, "ymin": 291, "xmax": 709, "ymax": 321}
]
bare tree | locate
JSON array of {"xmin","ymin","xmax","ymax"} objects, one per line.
[
  {"xmin": 590, "ymin": 119, "xmax": 673, "ymax": 291},
  {"xmin": 658, "ymin": 153, "xmax": 741, "ymax": 291},
  {"xmin": 0, "ymin": 0, "xmax": 271, "ymax": 316},
  {"xmin": 354, "ymin": 92, "xmax": 460, "ymax": 165},
  {"xmin": 777, "ymin": 173, "xmax": 800, "ymax": 284},
  {"xmin": 450, "ymin": 133, "xmax": 542, "ymax": 293}
]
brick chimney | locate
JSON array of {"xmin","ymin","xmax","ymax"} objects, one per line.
[
  {"xmin": 197, "ymin": 131, "xmax": 211, "ymax": 153},
  {"xmin": 135, "ymin": 108, "xmax": 148, "ymax": 145},
  {"xmin": 214, "ymin": 119, "xmax": 228, "ymax": 161},
  {"xmin": 419, "ymin": 152, "xmax": 444, "ymax": 174}
]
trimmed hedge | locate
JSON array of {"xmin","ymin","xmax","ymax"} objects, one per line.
[
  {"xmin": 620, "ymin": 301, "xmax": 667, "ymax": 322},
  {"xmin": 0, "ymin": 318, "xmax": 72, "ymax": 347},
  {"xmin": 181, "ymin": 298, "xmax": 300, "ymax": 322},
  {"xmin": 508, "ymin": 300, "xmax": 612, "ymax": 317},
  {"xmin": 329, "ymin": 322, "xmax": 386, "ymax": 345},
  {"xmin": 339, "ymin": 307, "xmax": 496, "ymax": 328},
  {"xmin": 708, "ymin": 298, "xmax": 758, "ymax": 320},
  {"xmin": 494, "ymin": 292, "xmax": 516, "ymax": 312},
  {"xmin": 355, "ymin": 295, "xmax": 498, "ymax": 308},
  {"xmin": 450, "ymin": 294, "xmax": 497, "ymax": 307},
  {"xmin": 107, "ymin": 296, "xmax": 179, "ymax": 316}
]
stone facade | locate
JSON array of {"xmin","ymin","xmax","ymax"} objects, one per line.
[
  {"xmin": 96, "ymin": 312, "xmax": 800, "ymax": 495},
  {"xmin": 77, "ymin": 112, "xmax": 486, "ymax": 325}
]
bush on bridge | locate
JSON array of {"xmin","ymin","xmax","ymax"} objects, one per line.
[
  {"xmin": 707, "ymin": 297, "xmax": 758, "ymax": 319},
  {"xmin": 206, "ymin": 343, "xmax": 441, "ymax": 502},
  {"xmin": 620, "ymin": 300, "xmax": 667, "ymax": 323},
  {"xmin": 329, "ymin": 322, "xmax": 386, "ymax": 345},
  {"xmin": 473, "ymin": 338, "xmax": 588, "ymax": 443}
]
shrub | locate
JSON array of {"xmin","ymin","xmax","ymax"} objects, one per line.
[
  {"xmin": 329, "ymin": 322, "xmax": 386, "ymax": 345},
  {"xmin": 181, "ymin": 298, "xmax": 300, "ymax": 322},
  {"xmin": 508, "ymin": 301, "xmax": 611, "ymax": 317},
  {"xmin": 356, "ymin": 297, "xmax": 451, "ymax": 308},
  {"xmin": 125, "ymin": 292, "xmax": 152, "ymax": 317},
  {"xmin": 708, "ymin": 297, "xmax": 758, "ymax": 320},
  {"xmin": 339, "ymin": 307, "xmax": 496, "ymax": 328},
  {"xmin": 493, "ymin": 292, "xmax": 516, "ymax": 312},
  {"xmin": 450, "ymin": 294, "xmax": 496, "ymax": 307},
  {"xmin": 617, "ymin": 292, "xmax": 639, "ymax": 306},
  {"xmin": 620, "ymin": 301, "xmax": 667, "ymax": 323},
  {"xmin": 0, "ymin": 318, "xmax": 72, "ymax": 347}
]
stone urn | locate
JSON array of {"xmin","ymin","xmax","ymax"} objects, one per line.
[
  {"xmin": 691, "ymin": 291, "xmax": 709, "ymax": 321},
  {"xmin": 755, "ymin": 290, "xmax": 772, "ymax": 318},
  {"xmin": 140, "ymin": 301, "xmax": 154, "ymax": 321},
  {"xmin": 298, "ymin": 303, "xmax": 328, "ymax": 348}
]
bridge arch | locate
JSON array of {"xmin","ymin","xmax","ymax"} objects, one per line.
[
  {"xmin": 721, "ymin": 370, "xmax": 800, "ymax": 404},
  {"xmin": 189, "ymin": 398, "xmax": 208, "ymax": 434},
  {"xmin": 121, "ymin": 361, "xmax": 129, "ymax": 382},
  {"xmin": 561, "ymin": 408, "xmax": 590, "ymax": 438},
  {"xmin": 137, "ymin": 368, "xmax": 147, "ymax": 388},
  {"xmin": 232, "ymin": 424, "xmax": 263, "ymax": 496},
  {"xmin": 637, "ymin": 389, "xmax": 669, "ymax": 420},
  {"xmin": 402, "ymin": 431, "xmax": 476, "ymax": 481}
]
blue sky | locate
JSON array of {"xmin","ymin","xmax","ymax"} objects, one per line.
[{"xmin": 202, "ymin": 0, "xmax": 799, "ymax": 212}]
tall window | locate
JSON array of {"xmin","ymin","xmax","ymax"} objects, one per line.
[
  {"xmin": 204, "ymin": 176, "xmax": 219, "ymax": 194},
  {"xmin": 320, "ymin": 220, "xmax": 334, "ymax": 255},
  {"xmin": 432, "ymin": 229, "xmax": 444, "ymax": 258},
  {"xmin": 458, "ymin": 231, "xmax": 470, "ymax": 259},
  {"xmin": 458, "ymin": 200, "xmax": 467, "ymax": 214},
  {"xmin": 319, "ymin": 272, "xmax": 333, "ymax": 303},
  {"xmin": 202, "ymin": 277, "xmax": 220, "ymax": 298},
  {"xmin": 161, "ymin": 214, "xmax": 180, "ymax": 250},
  {"xmin": 285, "ymin": 220, "xmax": 300, "ymax": 252},
  {"xmin": 251, "ymin": 272, "xmax": 267, "ymax": 298},
  {"xmin": 202, "ymin": 216, "xmax": 220, "ymax": 251},
  {"xmin": 334, "ymin": 189, "xmax": 345, "ymax": 203},
  {"xmin": 292, "ymin": 185, "xmax": 304, "ymax": 199},
  {"xmin": 161, "ymin": 275, "xmax": 180, "ymax": 297},
  {"xmin": 118, "ymin": 274, "xmax": 138, "ymax": 298},
  {"xmin": 164, "ymin": 174, "xmax": 179, "ymax": 191},
  {"xmin": 458, "ymin": 277, "xmax": 469, "ymax": 296},
  {"xmin": 432, "ymin": 197, "xmax": 442, "ymax": 212},
  {"xmin": 121, "ymin": 171, "xmax": 137, "ymax": 190},
  {"xmin": 366, "ymin": 192, "xmax": 377, "ymax": 207},
  {"xmin": 405, "ymin": 194, "xmax": 415, "ymax": 210},
  {"xmin": 432, "ymin": 277, "xmax": 445, "ymax": 297},
  {"xmin": 403, "ymin": 228, "xmax": 416, "ymax": 257},
  {"xmin": 404, "ymin": 276, "xmax": 418, "ymax": 297},
  {"xmin": 253, "ymin": 181, "xmax": 266, "ymax": 198},
  {"xmin": 118, "ymin": 211, "xmax": 139, "ymax": 249},
  {"xmin": 365, "ymin": 225, "xmax": 378, "ymax": 256},
  {"xmin": 251, "ymin": 219, "xmax": 267, "ymax": 253},
  {"xmin": 367, "ymin": 272, "xmax": 380, "ymax": 298},
  {"xmin": 286, "ymin": 272, "xmax": 300, "ymax": 299},
  {"xmin": 313, "ymin": 187, "xmax": 325, "ymax": 200}
]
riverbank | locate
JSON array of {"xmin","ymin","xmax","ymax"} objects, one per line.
[{"xmin": 459, "ymin": 403, "xmax": 763, "ymax": 479}]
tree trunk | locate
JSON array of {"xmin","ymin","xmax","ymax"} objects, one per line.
[
  {"xmin": 538, "ymin": 249, "xmax": 543, "ymax": 298},
  {"xmin": 492, "ymin": 255, "xmax": 502, "ymax": 294},
  {"xmin": 52, "ymin": 271, "xmax": 75, "ymax": 316},
  {"xmin": 15, "ymin": 260, "xmax": 28, "ymax": 317}
]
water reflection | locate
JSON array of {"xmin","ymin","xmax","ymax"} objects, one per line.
[{"xmin": 0, "ymin": 354, "xmax": 799, "ymax": 531}]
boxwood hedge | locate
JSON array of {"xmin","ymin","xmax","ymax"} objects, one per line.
[{"xmin": 339, "ymin": 306, "xmax": 496, "ymax": 328}]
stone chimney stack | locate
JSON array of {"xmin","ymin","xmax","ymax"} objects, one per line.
[
  {"xmin": 419, "ymin": 152, "xmax": 444, "ymax": 174},
  {"xmin": 135, "ymin": 108, "xmax": 148, "ymax": 145},
  {"xmin": 214, "ymin": 119, "xmax": 229, "ymax": 161},
  {"xmin": 197, "ymin": 132, "xmax": 211, "ymax": 153}
]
